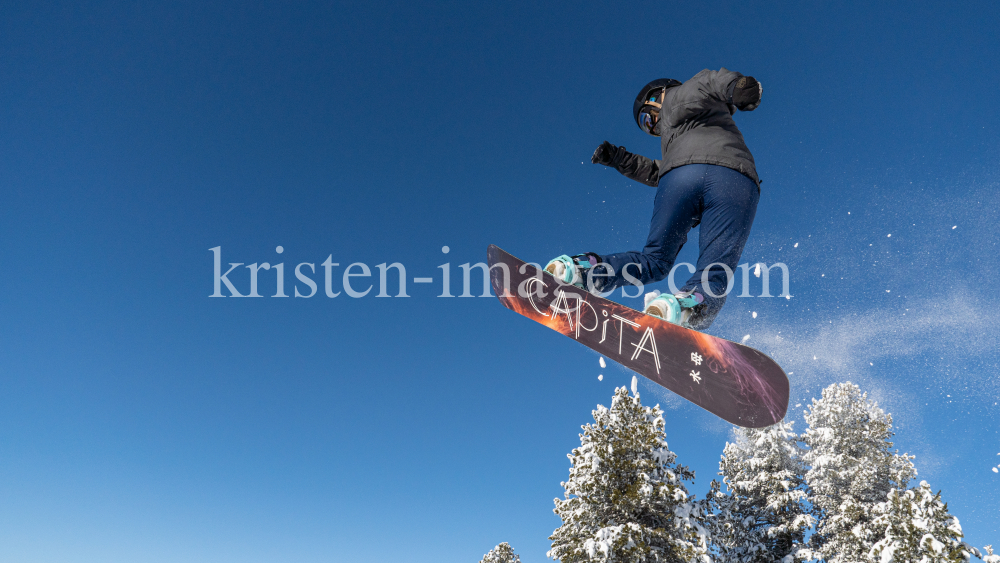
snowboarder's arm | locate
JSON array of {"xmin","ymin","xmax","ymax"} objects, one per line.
[
  {"xmin": 673, "ymin": 68, "xmax": 762, "ymax": 119},
  {"xmin": 701, "ymin": 67, "xmax": 744, "ymax": 103},
  {"xmin": 614, "ymin": 151, "xmax": 661, "ymax": 187},
  {"xmin": 591, "ymin": 141, "xmax": 660, "ymax": 187}
]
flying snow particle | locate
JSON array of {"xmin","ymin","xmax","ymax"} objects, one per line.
[
  {"xmin": 994, "ymin": 467, "xmax": 999, "ymax": 474},
  {"xmin": 785, "ymin": 295, "xmax": 791, "ymax": 300},
  {"xmin": 813, "ymin": 356, "xmax": 817, "ymax": 360},
  {"xmin": 753, "ymin": 263, "xmax": 761, "ymax": 277},
  {"xmin": 794, "ymin": 242, "xmax": 799, "ymax": 248},
  {"xmin": 599, "ymin": 357, "xmax": 606, "ymax": 369},
  {"xmin": 598, "ymin": 374, "xmax": 603, "ymax": 381},
  {"xmin": 752, "ymin": 311, "xmax": 758, "ymax": 319},
  {"xmin": 870, "ymin": 362, "xmax": 874, "ymax": 366},
  {"xmin": 741, "ymin": 335, "xmax": 750, "ymax": 343},
  {"xmin": 887, "ymin": 234, "xmax": 891, "ymax": 237},
  {"xmin": 886, "ymin": 289, "xmax": 891, "ymax": 293},
  {"xmin": 631, "ymin": 376, "xmax": 638, "ymax": 395},
  {"xmin": 952, "ymin": 225, "xmax": 957, "ymax": 229}
]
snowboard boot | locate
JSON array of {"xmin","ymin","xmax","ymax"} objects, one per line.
[
  {"xmin": 544, "ymin": 253, "xmax": 602, "ymax": 290},
  {"xmin": 643, "ymin": 290, "xmax": 704, "ymax": 327}
]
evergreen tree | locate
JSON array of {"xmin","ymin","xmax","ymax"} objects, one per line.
[
  {"xmin": 480, "ymin": 542, "xmax": 521, "ymax": 563},
  {"xmin": 548, "ymin": 385, "xmax": 710, "ymax": 563},
  {"xmin": 973, "ymin": 545, "xmax": 1000, "ymax": 563},
  {"xmin": 802, "ymin": 382, "xmax": 916, "ymax": 563},
  {"xmin": 868, "ymin": 481, "xmax": 970, "ymax": 563},
  {"xmin": 710, "ymin": 422, "xmax": 814, "ymax": 563}
]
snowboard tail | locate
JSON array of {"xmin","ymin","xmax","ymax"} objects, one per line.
[{"xmin": 488, "ymin": 244, "xmax": 789, "ymax": 428}]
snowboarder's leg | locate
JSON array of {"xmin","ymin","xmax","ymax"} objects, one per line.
[
  {"xmin": 680, "ymin": 165, "xmax": 759, "ymax": 329},
  {"xmin": 593, "ymin": 164, "xmax": 705, "ymax": 292}
]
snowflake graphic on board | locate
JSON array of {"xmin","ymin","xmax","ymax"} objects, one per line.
[
  {"xmin": 690, "ymin": 352, "xmax": 703, "ymax": 365},
  {"xmin": 690, "ymin": 370, "xmax": 702, "ymax": 384}
]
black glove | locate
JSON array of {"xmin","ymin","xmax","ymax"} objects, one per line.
[
  {"xmin": 592, "ymin": 141, "xmax": 622, "ymax": 166},
  {"xmin": 732, "ymin": 76, "xmax": 762, "ymax": 111}
]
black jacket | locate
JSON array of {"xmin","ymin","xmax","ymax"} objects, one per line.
[{"xmin": 615, "ymin": 68, "xmax": 759, "ymax": 187}]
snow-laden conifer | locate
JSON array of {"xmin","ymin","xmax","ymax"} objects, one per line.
[
  {"xmin": 480, "ymin": 542, "xmax": 521, "ymax": 563},
  {"xmin": 710, "ymin": 422, "xmax": 814, "ymax": 562},
  {"xmin": 869, "ymin": 480, "xmax": 970, "ymax": 563},
  {"xmin": 802, "ymin": 382, "xmax": 916, "ymax": 563},
  {"xmin": 972, "ymin": 545, "xmax": 1000, "ymax": 563},
  {"xmin": 548, "ymin": 385, "xmax": 710, "ymax": 563}
]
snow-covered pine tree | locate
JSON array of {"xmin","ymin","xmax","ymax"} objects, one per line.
[
  {"xmin": 710, "ymin": 422, "xmax": 814, "ymax": 563},
  {"xmin": 548, "ymin": 384, "xmax": 710, "ymax": 563},
  {"xmin": 973, "ymin": 545, "xmax": 1000, "ymax": 563},
  {"xmin": 480, "ymin": 542, "xmax": 521, "ymax": 563},
  {"xmin": 868, "ymin": 480, "xmax": 970, "ymax": 563},
  {"xmin": 802, "ymin": 382, "xmax": 916, "ymax": 563}
]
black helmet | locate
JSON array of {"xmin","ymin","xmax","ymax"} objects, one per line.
[{"xmin": 633, "ymin": 78, "xmax": 681, "ymax": 135}]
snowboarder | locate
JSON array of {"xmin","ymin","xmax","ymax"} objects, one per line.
[{"xmin": 545, "ymin": 68, "xmax": 763, "ymax": 330}]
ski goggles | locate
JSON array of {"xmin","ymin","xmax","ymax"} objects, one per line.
[
  {"xmin": 638, "ymin": 106, "xmax": 660, "ymax": 134},
  {"xmin": 637, "ymin": 89, "xmax": 664, "ymax": 134}
]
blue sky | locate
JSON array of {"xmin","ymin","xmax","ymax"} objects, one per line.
[{"xmin": 1, "ymin": 1, "xmax": 998, "ymax": 561}]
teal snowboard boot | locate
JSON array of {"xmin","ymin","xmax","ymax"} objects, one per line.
[
  {"xmin": 643, "ymin": 290, "xmax": 704, "ymax": 327},
  {"xmin": 543, "ymin": 253, "xmax": 602, "ymax": 290}
]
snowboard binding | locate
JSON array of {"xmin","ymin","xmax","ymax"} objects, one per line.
[
  {"xmin": 643, "ymin": 290, "xmax": 704, "ymax": 327},
  {"xmin": 544, "ymin": 253, "xmax": 602, "ymax": 290}
]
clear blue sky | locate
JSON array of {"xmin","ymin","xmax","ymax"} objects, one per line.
[{"xmin": 1, "ymin": 1, "xmax": 998, "ymax": 561}]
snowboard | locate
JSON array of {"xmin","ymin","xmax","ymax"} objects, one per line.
[{"xmin": 487, "ymin": 245, "xmax": 788, "ymax": 428}]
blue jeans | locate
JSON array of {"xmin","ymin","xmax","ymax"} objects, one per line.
[{"xmin": 595, "ymin": 164, "xmax": 759, "ymax": 329}]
